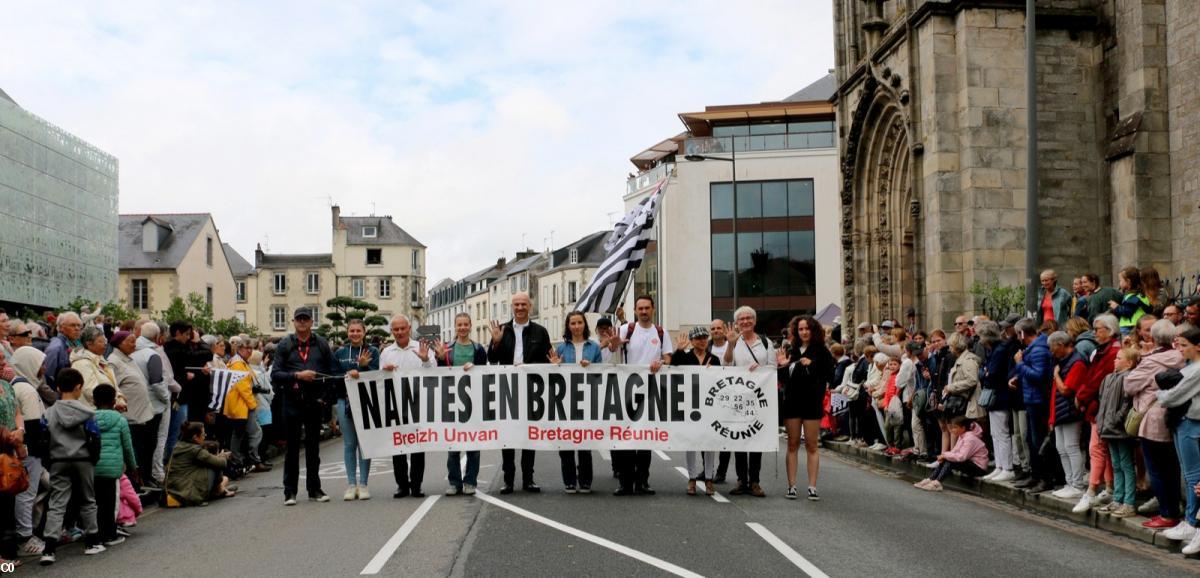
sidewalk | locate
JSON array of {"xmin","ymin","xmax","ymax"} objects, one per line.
[{"xmin": 824, "ymin": 439, "xmax": 1195, "ymax": 555}]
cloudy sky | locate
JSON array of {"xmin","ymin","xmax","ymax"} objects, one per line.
[{"xmin": 2, "ymin": 0, "xmax": 834, "ymax": 284}]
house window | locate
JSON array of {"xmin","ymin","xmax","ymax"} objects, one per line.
[
  {"xmin": 352, "ymin": 278, "xmax": 365, "ymax": 298},
  {"xmin": 206, "ymin": 237, "xmax": 213, "ymax": 267},
  {"xmin": 378, "ymin": 278, "xmax": 391, "ymax": 298},
  {"xmin": 493, "ymin": 303, "xmax": 498, "ymax": 319},
  {"xmin": 206, "ymin": 286, "xmax": 213, "ymax": 307},
  {"xmin": 362, "ymin": 226, "xmax": 377, "ymax": 238},
  {"xmin": 366, "ymin": 248, "xmax": 382, "ymax": 266},
  {"xmin": 236, "ymin": 311, "xmax": 246, "ymax": 323},
  {"xmin": 569, "ymin": 248, "xmax": 578, "ymax": 265},
  {"xmin": 306, "ymin": 272, "xmax": 320, "ymax": 294},
  {"xmin": 131, "ymin": 279, "xmax": 149, "ymax": 310},
  {"xmin": 236, "ymin": 281, "xmax": 246, "ymax": 303},
  {"xmin": 552, "ymin": 285, "xmax": 558, "ymax": 307},
  {"xmin": 520, "ymin": 276, "xmax": 527, "ymax": 291},
  {"xmin": 412, "ymin": 249, "xmax": 420, "ymax": 273},
  {"xmin": 568, "ymin": 281, "xmax": 578, "ymax": 303},
  {"xmin": 273, "ymin": 273, "xmax": 287, "ymax": 295},
  {"xmin": 511, "ymin": 278, "xmax": 518, "ymax": 293},
  {"xmin": 272, "ymin": 306, "xmax": 287, "ymax": 330}
]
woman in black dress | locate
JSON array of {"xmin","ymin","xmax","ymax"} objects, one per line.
[{"xmin": 776, "ymin": 315, "xmax": 834, "ymax": 501}]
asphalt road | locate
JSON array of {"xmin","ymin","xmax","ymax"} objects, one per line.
[{"xmin": 31, "ymin": 438, "xmax": 1200, "ymax": 577}]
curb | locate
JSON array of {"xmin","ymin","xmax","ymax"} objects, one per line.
[{"xmin": 824, "ymin": 440, "xmax": 1193, "ymax": 554}]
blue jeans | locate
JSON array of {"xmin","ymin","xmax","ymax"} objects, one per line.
[
  {"xmin": 447, "ymin": 451, "xmax": 480, "ymax": 488},
  {"xmin": 336, "ymin": 399, "xmax": 371, "ymax": 486},
  {"xmin": 1174, "ymin": 418, "xmax": 1200, "ymax": 525},
  {"xmin": 164, "ymin": 403, "xmax": 187, "ymax": 465}
]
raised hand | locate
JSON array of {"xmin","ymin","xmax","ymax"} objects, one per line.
[
  {"xmin": 418, "ymin": 339, "xmax": 430, "ymax": 362},
  {"xmin": 356, "ymin": 348, "xmax": 372, "ymax": 367},
  {"xmin": 548, "ymin": 348, "xmax": 562, "ymax": 365},
  {"xmin": 675, "ymin": 332, "xmax": 689, "ymax": 352},
  {"xmin": 775, "ymin": 348, "xmax": 791, "ymax": 366},
  {"xmin": 490, "ymin": 320, "xmax": 504, "ymax": 344}
]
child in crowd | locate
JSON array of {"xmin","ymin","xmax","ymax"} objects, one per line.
[
  {"xmin": 93, "ymin": 384, "xmax": 137, "ymax": 547},
  {"xmin": 915, "ymin": 416, "xmax": 988, "ymax": 491},
  {"xmin": 880, "ymin": 356, "xmax": 903, "ymax": 454},
  {"xmin": 1095, "ymin": 347, "xmax": 1139, "ymax": 517},
  {"xmin": 117, "ymin": 474, "xmax": 143, "ymax": 528},
  {"xmin": 41, "ymin": 368, "xmax": 103, "ymax": 565},
  {"xmin": 164, "ymin": 422, "xmax": 236, "ymax": 507}
]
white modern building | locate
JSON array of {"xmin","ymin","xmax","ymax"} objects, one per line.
[{"xmin": 623, "ymin": 74, "xmax": 842, "ymax": 340}]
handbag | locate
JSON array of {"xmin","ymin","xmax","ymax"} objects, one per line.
[
  {"xmin": 978, "ymin": 387, "xmax": 997, "ymax": 411},
  {"xmin": 913, "ymin": 388, "xmax": 929, "ymax": 416},
  {"xmin": 1125, "ymin": 401, "xmax": 1152, "ymax": 438},
  {"xmin": 0, "ymin": 450, "xmax": 29, "ymax": 495},
  {"xmin": 942, "ymin": 394, "xmax": 968, "ymax": 417},
  {"xmin": 885, "ymin": 396, "xmax": 904, "ymax": 426}
]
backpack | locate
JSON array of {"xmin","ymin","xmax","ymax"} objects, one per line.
[
  {"xmin": 83, "ymin": 417, "xmax": 102, "ymax": 464},
  {"xmin": 0, "ymin": 452, "xmax": 29, "ymax": 495},
  {"xmin": 622, "ymin": 322, "xmax": 665, "ymax": 363}
]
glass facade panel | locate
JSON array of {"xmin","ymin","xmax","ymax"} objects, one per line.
[
  {"xmin": 736, "ymin": 182, "xmax": 761, "ymax": 218},
  {"xmin": 763, "ymin": 232, "xmax": 790, "ymax": 296},
  {"xmin": 807, "ymin": 132, "xmax": 834, "ymax": 148},
  {"xmin": 749, "ymin": 123, "xmax": 786, "ymax": 135},
  {"xmin": 737, "ymin": 232, "xmax": 764, "ymax": 297},
  {"xmin": 711, "ymin": 233, "xmax": 734, "ymax": 298},
  {"xmin": 762, "ymin": 182, "xmax": 788, "ymax": 217},
  {"xmin": 699, "ymin": 120, "xmax": 834, "ymax": 153},
  {"xmin": 713, "ymin": 125, "xmax": 749, "ymax": 137},
  {"xmin": 788, "ymin": 180, "xmax": 815, "ymax": 216},
  {"xmin": 790, "ymin": 230, "xmax": 816, "ymax": 294}
]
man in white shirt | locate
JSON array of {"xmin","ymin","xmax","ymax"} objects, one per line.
[
  {"xmin": 707, "ymin": 318, "xmax": 732, "ymax": 483},
  {"xmin": 608, "ymin": 295, "xmax": 672, "ymax": 496},
  {"xmin": 723, "ymin": 306, "xmax": 776, "ymax": 497},
  {"xmin": 380, "ymin": 314, "xmax": 435, "ymax": 498}
]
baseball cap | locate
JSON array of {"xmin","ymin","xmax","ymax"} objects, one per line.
[
  {"xmin": 689, "ymin": 326, "xmax": 710, "ymax": 340},
  {"xmin": 881, "ymin": 320, "xmax": 896, "ymax": 329},
  {"xmin": 905, "ymin": 307, "xmax": 916, "ymax": 317},
  {"xmin": 856, "ymin": 322, "xmax": 872, "ymax": 331},
  {"xmin": 1000, "ymin": 314, "xmax": 1022, "ymax": 329},
  {"xmin": 293, "ymin": 307, "xmax": 313, "ymax": 320},
  {"xmin": 596, "ymin": 317, "xmax": 614, "ymax": 329}
]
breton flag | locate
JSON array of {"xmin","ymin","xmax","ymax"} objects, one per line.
[
  {"xmin": 576, "ymin": 179, "xmax": 666, "ymax": 314},
  {"xmin": 209, "ymin": 368, "xmax": 249, "ymax": 412}
]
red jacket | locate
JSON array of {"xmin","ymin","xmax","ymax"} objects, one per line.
[{"xmin": 1077, "ymin": 341, "xmax": 1117, "ymax": 423}]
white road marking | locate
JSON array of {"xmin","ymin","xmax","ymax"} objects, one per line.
[
  {"xmin": 746, "ymin": 522, "xmax": 828, "ymax": 578},
  {"xmin": 360, "ymin": 495, "xmax": 441, "ymax": 575},
  {"xmin": 600, "ymin": 450, "xmax": 611, "ymax": 461},
  {"xmin": 475, "ymin": 491, "xmax": 703, "ymax": 578},
  {"xmin": 673, "ymin": 466, "xmax": 730, "ymax": 503},
  {"xmin": 655, "ymin": 450, "xmax": 671, "ymax": 461}
]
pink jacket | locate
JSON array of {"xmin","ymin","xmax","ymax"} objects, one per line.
[
  {"xmin": 117, "ymin": 475, "xmax": 142, "ymax": 525},
  {"xmin": 943, "ymin": 422, "xmax": 988, "ymax": 470},
  {"xmin": 1123, "ymin": 347, "xmax": 1184, "ymax": 442}
]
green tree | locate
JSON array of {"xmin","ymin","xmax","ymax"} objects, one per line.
[
  {"xmin": 213, "ymin": 317, "xmax": 261, "ymax": 338},
  {"xmin": 323, "ymin": 296, "xmax": 384, "ymax": 346},
  {"xmin": 970, "ymin": 275, "xmax": 1025, "ymax": 320},
  {"xmin": 159, "ymin": 292, "xmax": 216, "ymax": 334},
  {"xmin": 100, "ymin": 300, "xmax": 139, "ymax": 324}
]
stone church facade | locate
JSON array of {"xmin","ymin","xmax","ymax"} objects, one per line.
[{"xmin": 833, "ymin": 0, "xmax": 1200, "ymax": 329}]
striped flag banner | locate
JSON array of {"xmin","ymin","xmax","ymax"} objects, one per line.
[
  {"xmin": 576, "ymin": 179, "xmax": 666, "ymax": 314},
  {"xmin": 209, "ymin": 368, "xmax": 249, "ymax": 412}
]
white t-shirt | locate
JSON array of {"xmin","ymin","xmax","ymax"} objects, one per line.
[
  {"xmin": 730, "ymin": 335, "xmax": 776, "ymax": 368},
  {"xmin": 619, "ymin": 323, "xmax": 672, "ymax": 365},
  {"xmin": 709, "ymin": 341, "xmax": 729, "ymax": 361},
  {"xmin": 512, "ymin": 321, "xmax": 528, "ymax": 365},
  {"xmin": 380, "ymin": 340, "xmax": 436, "ymax": 370}
]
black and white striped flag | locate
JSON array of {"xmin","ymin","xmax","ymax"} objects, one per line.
[
  {"xmin": 209, "ymin": 368, "xmax": 249, "ymax": 412},
  {"xmin": 576, "ymin": 179, "xmax": 666, "ymax": 314}
]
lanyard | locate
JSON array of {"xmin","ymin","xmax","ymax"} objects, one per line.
[{"xmin": 298, "ymin": 340, "xmax": 311, "ymax": 364}]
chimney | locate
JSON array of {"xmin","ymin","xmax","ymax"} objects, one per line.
[
  {"xmin": 255, "ymin": 243, "xmax": 264, "ymax": 268},
  {"xmin": 331, "ymin": 205, "xmax": 341, "ymax": 230},
  {"xmin": 496, "ymin": 257, "xmax": 507, "ymax": 269}
]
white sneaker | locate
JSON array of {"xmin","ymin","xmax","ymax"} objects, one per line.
[
  {"xmin": 357, "ymin": 486, "xmax": 370, "ymax": 500},
  {"xmin": 1164, "ymin": 520, "xmax": 1197, "ymax": 541},
  {"xmin": 83, "ymin": 544, "xmax": 106, "ymax": 555},
  {"xmin": 868, "ymin": 443, "xmax": 887, "ymax": 451},
  {"xmin": 1072, "ymin": 492, "xmax": 1095, "ymax": 514},
  {"xmin": 1095, "ymin": 489, "xmax": 1112, "ymax": 504},
  {"xmin": 446, "ymin": 486, "xmax": 462, "ymax": 496},
  {"xmin": 991, "ymin": 470, "xmax": 1015, "ymax": 483},
  {"xmin": 1138, "ymin": 497, "xmax": 1160, "ymax": 514},
  {"xmin": 19, "ymin": 536, "xmax": 44, "ymax": 557},
  {"xmin": 982, "ymin": 469, "xmax": 1000, "ymax": 481},
  {"xmin": 1056, "ymin": 487, "xmax": 1084, "ymax": 500},
  {"xmin": 1183, "ymin": 530, "xmax": 1200, "ymax": 555},
  {"xmin": 462, "ymin": 484, "xmax": 476, "ymax": 496},
  {"xmin": 344, "ymin": 486, "xmax": 359, "ymax": 501}
]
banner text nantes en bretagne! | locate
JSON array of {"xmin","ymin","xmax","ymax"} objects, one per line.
[{"xmin": 344, "ymin": 365, "xmax": 778, "ymax": 459}]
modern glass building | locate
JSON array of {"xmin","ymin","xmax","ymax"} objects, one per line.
[{"xmin": 0, "ymin": 88, "xmax": 119, "ymax": 309}]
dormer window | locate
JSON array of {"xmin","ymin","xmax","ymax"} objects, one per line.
[
  {"xmin": 569, "ymin": 248, "xmax": 579, "ymax": 265},
  {"xmin": 362, "ymin": 226, "xmax": 377, "ymax": 238}
]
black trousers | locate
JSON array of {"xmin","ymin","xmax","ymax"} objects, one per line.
[
  {"xmin": 131, "ymin": 413, "xmax": 161, "ymax": 485},
  {"xmin": 734, "ymin": 451, "xmax": 761, "ymax": 485},
  {"xmin": 502, "ymin": 449, "xmax": 536, "ymax": 487},
  {"xmin": 930, "ymin": 460, "xmax": 986, "ymax": 481},
  {"xmin": 0, "ymin": 492, "xmax": 16, "ymax": 559},
  {"xmin": 94, "ymin": 476, "xmax": 118, "ymax": 542},
  {"xmin": 559, "ymin": 451, "xmax": 593, "ymax": 487},
  {"xmin": 613, "ymin": 450, "xmax": 650, "ymax": 488},
  {"xmin": 393, "ymin": 454, "xmax": 425, "ymax": 492},
  {"xmin": 282, "ymin": 401, "xmax": 323, "ymax": 495},
  {"xmin": 715, "ymin": 451, "xmax": 731, "ymax": 478}
]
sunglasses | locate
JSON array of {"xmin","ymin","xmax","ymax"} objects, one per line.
[{"xmin": 13, "ymin": 331, "xmax": 31, "ymax": 337}]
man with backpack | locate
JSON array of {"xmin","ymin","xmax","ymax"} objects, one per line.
[
  {"xmin": 41, "ymin": 367, "xmax": 104, "ymax": 565},
  {"xmin": 609, "ymin": 295, "xmax": 672, "ymax": 496},
  {"xmin": 270, "ymin": 307, "xmax": 337, "ymax": 506}
]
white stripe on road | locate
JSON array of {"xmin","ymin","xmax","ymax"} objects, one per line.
[
  {"xmin": 673, "ymin": 466, "xmax": 730, "ymax": 503},
  {"xmin": 600, "ymin": 450, "xmax": 611, "ymax": 461},
  {"xmin": 360, "ymin": 495, "xmax": 441, "ymax": 575},
  {"xmin": 655, "ymin": 450, "xmax": 672, "ymax": 461},
  {"xmin": 746, "ymin": 522, "xmax": 828, "ymax": 578},
  {"xmin": 475, "ymin": 491, "xmax": 703, "ymax": 578}
]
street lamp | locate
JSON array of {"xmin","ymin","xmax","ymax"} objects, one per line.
[{"xmin": 684, "ymin": 146, "xmax": 739, "ymax": 311}]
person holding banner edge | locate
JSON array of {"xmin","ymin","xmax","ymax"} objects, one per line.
[
  {"xmin": 439, "ymin": 312, "xmax": 487, "ymax": 497},
  {"xmin": 707, "ymin": 319, "xmax": 732, "ymax": 484},
  {"xmin": 723, "ymin": 306, "xmax": 775, "ymax": 498},
  {"xmin": 609, "ymin": 295, "xmax": 672, "ymax": 496},
  {"xmin": 487, "ymin": 292, "xmax": 549, "ymax": 494},
  {"xmin": 550, "ymin": 311, "xmax": 602, "ymax": 494},
  {"xmin": 380, "ymin": 314, "xmax": 436, "ymax": 498},
  {"xmin": 334, "ymin": 319, "xmax": 380, "ymax": 501},
  {"xmin": 671, "ymin": 326, "xmax": 720, "ymax": 496},
  {"xmin": 271, "ymin": 307, "xmax": 337, "ymax": 506},
  {"xmin": 776, "ymin": 315, "xmax": 834, "ymax": 501}
]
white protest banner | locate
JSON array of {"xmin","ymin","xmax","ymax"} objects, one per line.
[{"xmin": 344, "ymin": 364, "xmax": 778, "ymax": 458}]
